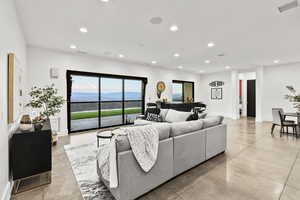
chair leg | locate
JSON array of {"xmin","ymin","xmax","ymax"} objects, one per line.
[
  {"xmin": 271, "ymin": 124, "xmax": 276, "ymax": 136},
  {"xmin": 280, "ymin": 126, "xmax": 283, "ymax": 137}
]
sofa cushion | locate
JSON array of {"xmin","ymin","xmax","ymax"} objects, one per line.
[
  {"xmin": 115, "ymin": 123, "xmax": 171, "ymax": 152},
  {"xmin": 202, "ymin": 116, "xmax": 224, "ymax": 129},
  {"xmin": 159, "ymin": 109, "xmax": 169, "ymax": 122},
  {"xmin": 134, "ymin": 119, "xmax": 158, "ymax": 126},
  {"xmin": 170, "ymin": 120, "xmax": 204, "ymax": 137},
  {"xmin": 165, "ymin": 109, "xmax": 192, "ymax": 123}
]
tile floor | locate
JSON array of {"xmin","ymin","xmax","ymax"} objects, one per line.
[{"xmin": 12, "ymin": 118, "xmax": 300, "ymax": 200}]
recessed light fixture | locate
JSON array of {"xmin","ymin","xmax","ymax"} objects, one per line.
[
  {"xmin": 170, "ymin": 25, "xmax": 179, "ymax": 32},
  {"xmin": 225, "ymin": 66, "xmax": 231, "ymax": 69},
  {"xmin": 70, "ymin": 44, "xmax": 77, "ymax": 49},
  {"xmin": 205, "ymin": 60, "xmax": 211, "ymax": 64},
  {"xmin": 80, "ymin": 27, "xmax": 88, "ymax": 33},
  {"xmin": 207, "ymin": 42, "xmax": 215, "ymax": 48},
  {"xmin": 199, "ymin": 70, "xmax": 205, "ymax": 73},
  {"xmin": 177, "ymin": 65, "xmax": 183, "ymax": 69},
  {"xmin": 173, "ymin": 53, "xmax": 180, "ymax": 57},
  {"xmin": 119, "ymin": 54, "xmax": 125, "ymax": 58},
  {"xmin": 151, "ymin": 61, "xmax": 157, "ymax": 64},
  {"xmin": 100, "ymin": 0, "xmax": 109, "ymax": 2},
  {"xmin": 274, "ymin": 60, "xmax": 280, "ymax": 64}
]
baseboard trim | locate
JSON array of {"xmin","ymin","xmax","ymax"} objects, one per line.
[{"xmin": 1, "ymin": 181, "xmax": 12, "ymax": 200}]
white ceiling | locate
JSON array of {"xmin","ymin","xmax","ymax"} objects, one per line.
[{"xmin": 16, "ymin": 0, "xmax": 300, "ymax": 73}]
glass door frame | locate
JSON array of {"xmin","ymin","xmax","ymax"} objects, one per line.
[
  {"xmin": 66, "ymin": 70, "xmax": 147, "ymax": 134},
  {"xmin": 172, "ymin": 80, "xmax": 195, "ymax": 103}
]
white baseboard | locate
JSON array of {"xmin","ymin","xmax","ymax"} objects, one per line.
[{"xmin": 1, "ymin": 181, "xmax": 12, "ymax": 200}]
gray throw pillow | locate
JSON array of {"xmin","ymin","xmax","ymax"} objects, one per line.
[
  {"xmin": 165, "ymin": 109, "xmax": 192, "ymax": 123},
  {"xmin": 159, "ymin": 109, "xmax": 169, "ymax": 122}
]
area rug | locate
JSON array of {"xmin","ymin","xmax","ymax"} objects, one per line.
[{"xmin": 64, "ymin": 140, "xmax": 114, "ymax": 200}]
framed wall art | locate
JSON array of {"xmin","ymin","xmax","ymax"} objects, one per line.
[
  {"xmin": 211, "ymin": 88, "xmax": 223, "ymax": 100},
  {"xmin": 8, "ymin": 53, "xmax": 24, "ymax": 124}
]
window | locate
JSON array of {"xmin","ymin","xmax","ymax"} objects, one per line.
[
  {"xmin": 67, "ymin": 70, "xmax": 147, "ymax": 133},
  {"xmin": 172, "ymin": 80, "xmax": 194, "ymax": 103}
]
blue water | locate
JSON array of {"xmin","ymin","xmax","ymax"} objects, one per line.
[{"xmin": 71, "ymin": 92, "xmax": 141, "ymax": 102}]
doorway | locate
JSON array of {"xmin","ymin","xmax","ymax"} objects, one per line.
[
  {"xmin": 238, "ymin": 72, "xmax": 256, "ymax": 119},
  {"xmin": 247, "ymin": 79, "xmax": 256, "ymax": 117}
]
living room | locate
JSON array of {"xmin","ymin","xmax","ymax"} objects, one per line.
[{"xmin": 1, "ymin": 0, "xmax": 300, "ymax": 200}]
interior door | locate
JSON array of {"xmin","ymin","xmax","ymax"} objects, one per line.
[{"xmin": 247, "ymin": 79, "xmax": 256, "ymax": 117}]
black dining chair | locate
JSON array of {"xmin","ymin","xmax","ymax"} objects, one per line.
[{"xmin": 271, "ymin": 108, "xmax": 297, "ymax": 137}]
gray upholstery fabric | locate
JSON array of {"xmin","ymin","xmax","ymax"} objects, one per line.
[
  {"xmin": 170, "ymin": 120, "xmax": 204, "ymax": 137},
  {"xmin": 165, "ymin": 109, "xmax": 192, "ymax": 123},
  {"xmin": 272, "ymin": 108, "xmax": 282, "ymax": 125},
  {"xmin": 173, "ymin": 130, "xmax": 206, "ymax": 176},
  {"xmin": 111, "ymin": 139, "xmax": 174, "ymax": 200},
  {"xmin": 205, "ymin": 124, "xmax": 227, "ymax": 159},
  {"xmin": 134, "ymin": 119, "xmax": 158, "ymax": 126},
  {"xmin": 98, "ymin": 120, "xmax": 227, "ymax": 200},
  {"xmin": 202, "ymin": 116, "xmax": 224, "ymax": 129},
  {"xmin": 116, "ymin": 124, "xmax": 171, "ymax": 152},
  {"xmin": 159, "ymin": 109, "xmax": 169, "ymax": 122}
]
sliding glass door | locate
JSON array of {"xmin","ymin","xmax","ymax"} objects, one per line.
[
  {"xmin": 100, "ymin": 77, "xmax": 123, "ymax": 127},
  {"xmin": 124, "ymin": 79, "xmax": 143, "ymax": 124},
  {"xmin": 67, "ymin": 71, "xmax": 147, "ymax": 133},
  {"xmin": 69, "ymin": 75, "xmax": 99, "ymax": 132}
]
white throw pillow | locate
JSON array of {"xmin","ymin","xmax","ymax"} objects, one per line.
[
  {"xmin": 159, "ymin": 109, "xmax": 169, "ymax": 122},
  {"xmin": 165, "ymin": 109, "xmax": 192, "ymax": 123}
]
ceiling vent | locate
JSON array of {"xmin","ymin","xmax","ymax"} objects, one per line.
[{"xmin": 278, "ymin": 0, "xmax": 298, "ymax": 13}]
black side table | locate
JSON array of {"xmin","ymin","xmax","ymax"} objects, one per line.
[{"xmin": 97, "ymin": 131, "xmax": 114, "ymax": 147}]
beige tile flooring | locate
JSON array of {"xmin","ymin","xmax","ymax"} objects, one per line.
[{"xmin": 12, "ymin": 118, "xmax": 300, "ymax": 200}]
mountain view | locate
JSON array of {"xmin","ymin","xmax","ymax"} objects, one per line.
[{"xmin": 71, "ymin": 92, "xmax": 141, "ymax": 102}]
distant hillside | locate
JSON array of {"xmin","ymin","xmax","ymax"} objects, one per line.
[{"xmin": 71, "ymin": 92, "xmax": 141, "ymax": 102}]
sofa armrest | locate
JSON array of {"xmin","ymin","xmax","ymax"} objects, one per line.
[{"xmin": 136, "ymin": 115, "xmax": 146, "ymax": 120}]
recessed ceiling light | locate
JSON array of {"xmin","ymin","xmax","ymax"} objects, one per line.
[
  {"xmin": 119, "ymin": 54, "xmax": 124, "ymax": 58},
  {"xmin": 80, "ymin": 27, "xmax": 88, "ymax": 33},
  {"xmin": 100, "ymin": 0, "xmax": 109, "ymax": 2},
  {"xmin": 151, "ymin": 61, "xmax": 157, "ymax": 64},
  {"xmin": 173, "ymin": 53, "xmax": 180, "ymax": 57},
  {"xmin": 173, "ymin": 53, "xmax": 180, "ymax": 58},
  {"xmin": 205, "ymin": 60, "xmax": 211, "ymax": 64},
  {"xmin": 170, "ymin": 25, "xmax": 179, "ymax": 32},
  {"xmin": 225, "ymin": 66, "xmax": 231, "ymax": 69},
  {"xmin": 177, "ymin": 65, "xmax": 183, "ymax": 69},
  {"xmin": 70, "ymin": 44, "xmax": 77, "ymax": 49},
  {"xmin": 199, "ymin": 70, "xmax": 205, "ymax": 73},
  {"xmin": 274, "ymin": 60, "xmax": 280, "ymax": 64},
  {"xmin": 207, "ymin": 42, "xmax": 215, "ymax": 48}
]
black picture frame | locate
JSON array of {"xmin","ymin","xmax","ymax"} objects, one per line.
[{"xmin": 211, "ymin": 88, "xmax": 223, "ymax": 100}]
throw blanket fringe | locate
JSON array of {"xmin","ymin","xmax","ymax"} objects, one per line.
[{"xmin": 97, "ymin": 125, "xmax": 159, "ymax": 188}]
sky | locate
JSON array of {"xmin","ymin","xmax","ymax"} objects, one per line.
[
  {"xmin": 72, "ymin": 75, "xmax": 142, "ymax": 93},
  {"xmin": 172, "ymin": 83, "xmax": 182, "ymax": 95}
]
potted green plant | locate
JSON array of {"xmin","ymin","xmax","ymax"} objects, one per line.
[
  {"xmin": 285, "ymin": 86, "xmax": 300, "ymax": 112},
  {"xmin": 26, "ymin": 84, "xmax": 65, "ymax": 130}
]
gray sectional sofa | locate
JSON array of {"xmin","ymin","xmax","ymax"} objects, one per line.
[{"xmin": 97, "ymin": 116, "xmax": 226, "ymax": 200}]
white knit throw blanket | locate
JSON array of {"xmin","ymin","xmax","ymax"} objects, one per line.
[{"xmin": 97, "ymin": 125, "xmax": 159, "ymax": 188}]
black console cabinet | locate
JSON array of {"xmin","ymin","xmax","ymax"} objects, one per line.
[
  {"xmin": 159, "ymin": 102, "xmax": 206, "ymax": 112},
  {"xmin": 10, "ymin": 121, "xmax": 52, "ymax": 181}
]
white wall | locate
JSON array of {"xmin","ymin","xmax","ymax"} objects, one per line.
[
  {"xmin": 261, "ymin": 63, "xmax": 300, "ymax": 121},
  {"xmin": 0, "ymin": 0, "xmax": 27, "ymax": 199},
  {"xmin": 199, "ymin": 71, "xmax": 239, "ymax": 118},
  {"xmin": 26, "ymin": 47, "xmax": 201, "ymax": 134}
]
